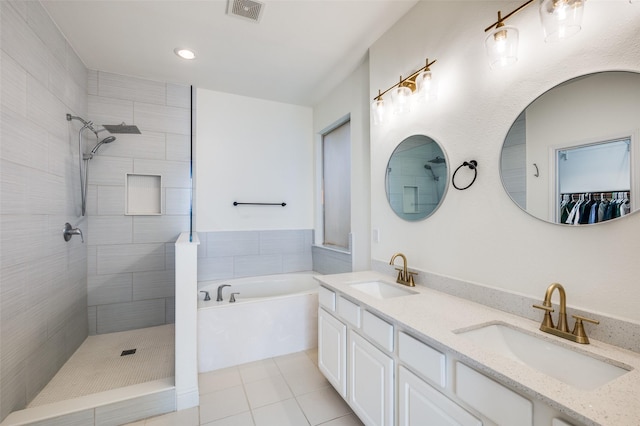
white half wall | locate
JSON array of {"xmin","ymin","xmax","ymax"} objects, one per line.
[{"xmin": 195, "ymin": 89, "xmax": 313, "ymax": 231}]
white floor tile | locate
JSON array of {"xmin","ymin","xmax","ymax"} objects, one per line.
[
  {"xmin": 143, "ymin": 406, "xmax": 199, "ymax": 425},
  {"xmin": 317, "ymin": 413, "xmax": 364, "ymax": 426},
  {"xmin": 239, "ymin": 359, "xmax": 281, "ymax": 384},
  {"xmin": 252, "ymin": 399, "xmax": 310, "ymax": 426},
  {"xmin": 281, "ymin": 364, "xmax": 330, "ymax": 396},
  {"xmin": 244, "ymin": 375, "xmax": 293, "ymax": 409},
  {"xmin": 201, "ymin": 411, "xmax": 255, "ymax": 426},
  {"xmin": 296, "ymin": 387, "xmax": 352, "ymax": 425},
  {"xmin": 199, "ymin": 385, "xmax": 250, "ymax": 424},
  {"xmin": 273, "ymin": 351, "xmax": 315, "ymax": 373},
  {"xmin": 199, "ymin": 367, "xmax": 242, "ymax": 395}
]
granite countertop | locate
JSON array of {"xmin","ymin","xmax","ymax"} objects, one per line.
[{"xmin": 316, "ymin": 270, "xmax": 640, "ymax": 426}]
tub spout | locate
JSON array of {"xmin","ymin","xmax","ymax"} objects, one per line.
[{"xmin": 217, "ymin": 284, "xmax": 231, "ymax": 302}]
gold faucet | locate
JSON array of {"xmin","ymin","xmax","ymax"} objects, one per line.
[
  {"xmin": 389, "ymin": 253, "xmax": 416, "ymax": 287},
  {"xmin": 533, "ymin": 283, "xmax": 599, "ymax": 344}
]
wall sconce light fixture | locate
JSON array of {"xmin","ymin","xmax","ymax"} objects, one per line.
[
  {"xmin": 484, "ymin": 1, "xmax": 533, "ymax": 68},
  {"xmin": 484, "ymin": 0, "xmax": 586, "ymax": 67},
  {"xmin": 372, "ymin": 58, "xmax": 437, "ymax": 124}
]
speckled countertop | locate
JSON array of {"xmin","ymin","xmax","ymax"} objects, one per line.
[{"xmin": 316, "ymin": 271, "xmax": 640, "ymax": 426}]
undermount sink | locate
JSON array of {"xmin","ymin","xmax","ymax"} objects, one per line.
[
  {"xmin": 456, "ymin": 322, "xmax": 631, "ymax": 390},
  {"xmin": 349, "ymin": 281, "xmax": 417, "ymax": 299}
]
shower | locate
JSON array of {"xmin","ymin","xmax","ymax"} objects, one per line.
[
  {"xmin": 424, "ymin": 164, "xmax": 439, "ymax": 181},
  {"xmin": 66, "ymin": 114, "xmax": 140, "ymax": 216}
]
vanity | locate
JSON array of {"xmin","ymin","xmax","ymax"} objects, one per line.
[{"xmin": 316, "ymin": 271, "xmax": 639, "ymax": 426}]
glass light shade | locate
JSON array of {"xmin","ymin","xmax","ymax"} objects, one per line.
[
  {"xmin": 391, "ymin": 85, "xmax": 412, "ymax": 115},
  {"xmin": 371, "ymin": 98, "xmax": 386, "ymax": 125},
  {"xmin": 485, "ymin": 25, "xmax": 519, "ymax": 68},
  {"xmin": 539, "ymin": 0, "xmax": 584, "ymax": 42},
  {"xmin": 415, "ymin": 70, "xmax": 439, "ymax": 102}
]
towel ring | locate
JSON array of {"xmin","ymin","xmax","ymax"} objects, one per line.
[{"xmin": 452, "ymin": 160, "xmax": 478, "ymax": 190}]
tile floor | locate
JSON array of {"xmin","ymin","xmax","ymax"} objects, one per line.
[{"xmin": 125, "ymin": 349, "xmax": 363, "ymax": 426}]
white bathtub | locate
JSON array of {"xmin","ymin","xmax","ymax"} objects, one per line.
[{"xmin": 197, "ymin": 272, "xmax": 320, "ymax": 372}]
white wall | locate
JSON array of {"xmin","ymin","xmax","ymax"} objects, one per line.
[
  {"xmin": 369, "ymin": 1, "xmax": 640, "ymax": 322},
  {"xmin": 195, "ymin": 90, "xmax": 313, "ymax": 231},
  {"xmin": 313, "ymin": 59, "xmax": 371, "ymax": 271}
]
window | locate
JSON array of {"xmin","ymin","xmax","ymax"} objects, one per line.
[{"xmin": 322, "ymin": 121, "xmax": 351, "ymax": 249}]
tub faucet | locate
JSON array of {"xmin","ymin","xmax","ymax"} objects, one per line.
[
  {"xmin": 389, "ymin": 252, "xmax": 416, "ymax": 286},
  {"xmin": 533, "ymin": 282, "xmax": 599, "ymax": 344},
  {"xmin": 217, "ymin": 284, "xmax": 230, "ymax": 302},
  {"xmin": 200, "ymin": 291, "xmax": 210, "ymax": 301},
  {"xmin": 230, "ymin": 292, "xmax": 240, "ymax": 303}
]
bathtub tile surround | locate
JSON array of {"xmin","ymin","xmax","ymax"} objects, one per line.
[
  {"xmin": 197, "ymin": 230, "xmax": 313, "ymax": 282},
  {"xmin": 87, "ymin": 70, "xmax": 191, "ymax": 335},
  {"xmin": 0, "ymin": 1, "xmax": 89, "ymax": 420}
]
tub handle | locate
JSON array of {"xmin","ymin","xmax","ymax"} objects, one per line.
[
  {"xmin": 200, "ymin": 291, "xmax": 210, "ymax": 301},
  {"xmin": 230, "ymin": 292, "xmax": 240, "ymax": 303}
]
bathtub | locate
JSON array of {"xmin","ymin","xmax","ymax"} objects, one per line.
[{"xmin": 197, "ymin": 272, "xmax": 320, "ymax": 372}]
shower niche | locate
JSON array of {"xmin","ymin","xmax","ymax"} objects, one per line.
[{"xmin": 126, "ymin": 173, "xmax": 162, "ymax": 215}]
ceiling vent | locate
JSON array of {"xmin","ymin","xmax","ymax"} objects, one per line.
[{"xmin": 227, "ymin": 0, "xmax": 265, "ymax": 23}]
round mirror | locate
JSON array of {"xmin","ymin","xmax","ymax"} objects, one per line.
[
  {"xmin": 500, "ymin": 71, "xmax": 640, "ymax": 225},
  {"xmin": 386, "ymin": 135, "xmax": 448, "ymax": 221}
]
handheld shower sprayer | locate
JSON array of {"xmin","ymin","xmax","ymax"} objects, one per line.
[{"xmin": 87, "ymin": 136, "xmax": 116, "ymax": 158}]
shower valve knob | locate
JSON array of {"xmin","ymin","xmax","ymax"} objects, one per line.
[{"xmin": 63, "ymin": 223, "xmax": 84, "ymax": 243}]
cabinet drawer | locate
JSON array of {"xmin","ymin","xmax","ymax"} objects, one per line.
[
  {"xmin": 398, "ymin": 332, "xmax": 445, "ymax": 388},
  {"xmin": 398, "ymin": 367, "xmax": 481, "ymax": 426},
  {"xmin": 318, "ymin": 286, "xmax": 336, "ymax": 311},
  {"xmin": 456, "ymin": 362, "xmax": 533, "ymax": 426},
  {"xmin": 337, "ymin": 296, "xmax": 361, "ymax": 327},
  {"xmin": 362, "ymin": 310, "xmax": 393, "ymax": 352}
]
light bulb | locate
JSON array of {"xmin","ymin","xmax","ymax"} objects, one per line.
[
  {"xmin": 391, "ymin": 86, "xmax": 412, "ymax": 115},
  {"xmin": 371, "ymin": 98, "xmax": 386, "ymax": 125},
  {"xmin": 539, "ymin": 0, "xmax": 584, "ymax": 42},
  {"xmin": 485, "ymin": 25, "xmax": 519, "ymax": 68}
]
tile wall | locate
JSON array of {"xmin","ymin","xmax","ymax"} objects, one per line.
[
  {"xmin": 197, "ymin": 230, "xmax": 314, "ymax": 284},
  {"xmin": 86, "ymin": 71, "xmax": 191, "ymax": 335},
  {"xmin": 0, "ymin": 1, "xmax": 89, "ymax": 420}
]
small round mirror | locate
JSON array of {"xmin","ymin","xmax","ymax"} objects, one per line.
[{"xmin": 386, "ymin": 135, "xmax": 448, "ymax": 221}]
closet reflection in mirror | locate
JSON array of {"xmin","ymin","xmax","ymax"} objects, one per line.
[
  {"xmin": 386, "ymin": 135, "xmax": 448, "ymax": 221},
  {"xmin": 500, "ymin": 71, "xmax": 640, "ymax": 225}
]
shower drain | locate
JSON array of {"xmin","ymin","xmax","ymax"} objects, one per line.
[{"xmin": 121, "ymin": 349, "xmax": 137, "ymax": 356}]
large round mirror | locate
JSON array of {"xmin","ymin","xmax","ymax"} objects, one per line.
[
  {"xmin": 386, "ymin": 135, "xmax": 448, "ymax": 221},
  {"xmin": 500, "ymin": 71, "xmax": 640, "ymax": 225}
]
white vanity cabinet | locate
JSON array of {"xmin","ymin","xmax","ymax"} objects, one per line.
[
  {"xmin": 318, "ymin": 307, "xmax": 347, "ymax": 397},
  {"xmin": 349, "ymin": 330, "xmax": 394, "ymax": 426}
]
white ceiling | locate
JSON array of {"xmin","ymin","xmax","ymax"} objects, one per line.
[{"xmin": 42, "ymin": 0, "xmax": 419, "ymax": 107}]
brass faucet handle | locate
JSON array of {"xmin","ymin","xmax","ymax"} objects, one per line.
[
  {"xmin": 572, "ymin": 314, "xmax": 599, "ymax": 325},
  {"xmin": 406, "ymin": 271, "xmax": 417, "ymax": 286},
  {"xmin": 532, "ymin": 304, "xmax": 554, "ymax": 312},
  {"xmin": 395, "ymin": 268, "xmax": 406, "ymax": 281},
  {"xmin": 571, "ymin": 314, "xmax": 599, "ymax": 344}
]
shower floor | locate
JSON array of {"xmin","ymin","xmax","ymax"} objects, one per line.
[{"xmin": 28, "ymin": 324, "xmax": 174, "ymax": 408}]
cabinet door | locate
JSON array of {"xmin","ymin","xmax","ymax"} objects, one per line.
[
  {"xmin": 398, "ymin": 367, "xmax": 482, "ymax": 426},
  {"xmin": 318, "ymin": 308, "xmax": 347, "ymax": 397},
  {"xmin": 349, "ymin": 330, "xmax": 394, "ymax": 426}
]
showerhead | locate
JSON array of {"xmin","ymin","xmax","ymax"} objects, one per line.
[
  {"xmin": 428, "ymin": 156, "xmax": 446, "ymax": 164},
  {"xmin": 89, "ymin": 136, "xmax": 116, "ymax": 156},
  {"xmin": 424, "ymin": 164, "xmax": 439, "ymax": 181},
  {"xmin": 102, "ymin": 122, "xmax": 141, "ymax": 134}
]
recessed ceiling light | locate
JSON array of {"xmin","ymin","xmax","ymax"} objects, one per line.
[{"xmin": 174, "ymin": 48, "xmax": 196, "ymax": 60}]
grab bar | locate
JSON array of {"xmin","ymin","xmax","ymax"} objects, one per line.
[{"xmin": 233, "ymin": 201, "xmax": 286, "ymax": 207}]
